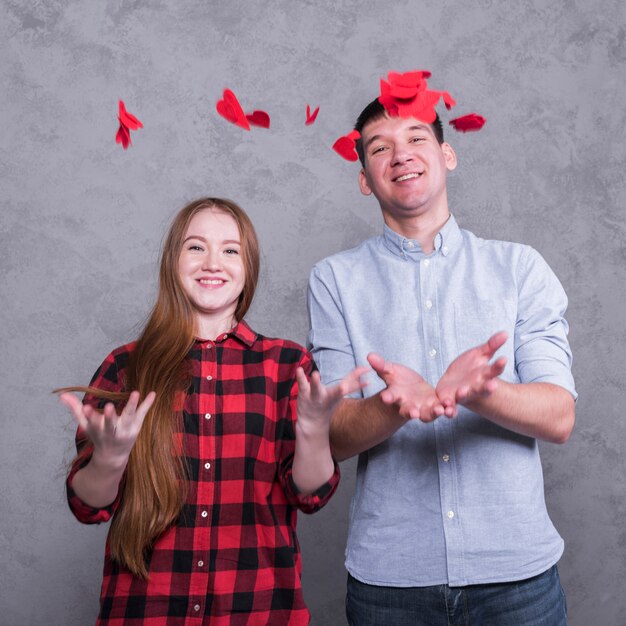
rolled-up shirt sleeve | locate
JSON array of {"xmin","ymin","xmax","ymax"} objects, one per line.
[
  {"xmin": 282, "ymin": 463, "xmax": 340, "ymax": 514},
  {"xmin": 66, "ymin": 440, "xmax": 123, "ymax": 524},
  {"xmin": 514, "ymin": 246, "xmax": 577, "ymax": 399}
]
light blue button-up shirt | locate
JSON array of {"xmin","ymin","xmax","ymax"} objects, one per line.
[{"xmin": 307, "ymin": 215, "xmax": 576, "ymax": 587}]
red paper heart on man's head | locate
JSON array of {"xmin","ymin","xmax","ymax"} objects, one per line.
[
  {"xmin": 216, "ymin": 89, "xmax": 250, "ymax": 130},
  {"xmin": 245, "ymin": 110, "xmax": 270, "ymax": 128}
]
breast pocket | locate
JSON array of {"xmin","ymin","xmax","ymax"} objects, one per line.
[{"xmin": 453, "ymin": 299, "xmax": 517, "ymax": 382}]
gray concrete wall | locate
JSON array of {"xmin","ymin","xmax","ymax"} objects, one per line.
[{"xmin": 1, "ymin": 1, "xmax": 624, "ymax": 623}]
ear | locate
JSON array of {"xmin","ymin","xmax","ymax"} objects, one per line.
[
  {"xmin": 359, "ymin": 168, "xmax": 373, "ymax": 196},
  {"xmin": 441, "ymin": 142, "xmax": 457, "ymax": 171}
]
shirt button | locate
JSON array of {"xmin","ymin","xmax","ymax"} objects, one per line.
[
  {"xmin": 423, "ymin": 259, "xmax": 430, "ymax": 267},
  {"xmin": 201, "ymin": 511, "xmax": 208, "ymax": 518},
  {"xmin": 222, "ymin": 334, "xmax": 228, "ymax": 340},
  {"xmin": 442, "ymin": 245, "xmax": 449, "ymax": 254},
  {"xmin": 194, "ymin": 604, "xmax": 201, "ymax": 612},
  {"xmin": 429, "ymin": 349, "xmax": 437, "ymax": 357},
  {"xmin": 447, "ymin": 510, "xmax": 455, "ymax": 519},
  {"xmin": 442, "ymin": 454, "xmax": 450, "ymax": 462},
  {"xmin": 425, "ymin": 299, "xmax": 433, "ymax": 309},
  {"xmin": 204, "ymin": 462, "xmax": 211, "ymax": 470},
  {"xmin": 197, "ymin": 560, "xmax": 204, "ymax": 567},
  {"xmin": 204, "ymin": 413, "xmax": 211, "ymax": 420},
  {"xmin": 206, "ymin": 375, "xmax": 213, "ymax": 381},
  {"xmin": 406, "ymin": 241, "xmax": 414, "ymax": 249}
]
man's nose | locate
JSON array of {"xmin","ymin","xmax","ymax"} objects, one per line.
[{"xmin": 391, "ymin": 146, "xmax": 413, "ymax": 166}]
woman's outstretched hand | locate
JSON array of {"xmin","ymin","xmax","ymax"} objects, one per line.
[
  {"xmin": 292, "ymin": 366, "xmax": 368, "ymax": 494},
  {"xmin": 60, "ymin": 390, "xmax": 156, "ymax": 466},
  {"xmin": 295, "ymin": 366, "xmax": 368, "ymax": 433},
  {"xmin": 61, "ymin": 390, "xmax": 156, "ymax": 508}
]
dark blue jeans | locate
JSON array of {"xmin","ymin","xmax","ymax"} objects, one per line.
[{"xmin": 346, "ymin": 565, "xmax": 567, "ymax": 626}]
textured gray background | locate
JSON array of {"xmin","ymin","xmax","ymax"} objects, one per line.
[{"xmin": 1, "ymin": 0, "xmax": 624, "ymax": 624}]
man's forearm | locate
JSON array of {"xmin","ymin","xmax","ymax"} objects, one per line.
[
  {"xmin": 464, "ymin": 381, "xmax": 575, "ymax": 443},
  {"xmin": 329, "ymin": 395, "xmax": 408, "ymax": 461}
]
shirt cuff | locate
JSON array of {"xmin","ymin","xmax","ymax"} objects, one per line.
[
  {"xmin": 284, "ymin": 460, "xmax": 341, "ymax": 514},
  {"xmin": 66, "ymin": 456, "xmax": 122, "ymax": 524}
]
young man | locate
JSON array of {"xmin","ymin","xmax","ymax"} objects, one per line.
[{"xmin": 307, "ymin": 93, "xmax": 576, "ymax": 624}]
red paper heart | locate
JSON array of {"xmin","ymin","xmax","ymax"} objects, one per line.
[
  {"xmin": 118, "ymin": 100, "xmax": 143, "ymax": 130},
  {"xmin": 332, "ymin": 135, "xmax": 359, "ymax": 162},
  {"xmin": 305, "ymin": 104, "xmax": 319, "ymax": 125},
  {"xmin": 399, "ymin": 90, "xmax": 440, "ymax": 122},
  {"xmin": 440, "ymin": 91, "xmax": 456, "ymax": 110},
  {"xmin": 115, "ymin": 123, "xmax": 131, "ymax": 149},
  {"xmin": 389, "ymin": 83, "xmax": 419, "ymax": 100},
  {"xmin": 216, "ymin": 89, "xmax": 250, "ymax": 130},
  {"xmin": 245, "ymin": 110, "xmax": 270, "ymax": 128},
  {"xmin": 449, "ymin": 113, "xmax": 486, "ymax": 132},
  {"xmin": 388, "ymin": 70, "xmax": 431, "ymax": 86},
  {"xmin": 379, "ymin": 70, "xmax": 460, "ymax": 123}
]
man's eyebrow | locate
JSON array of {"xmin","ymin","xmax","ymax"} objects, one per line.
[
  {"xmin": 364, "ymin": 124, "xmax": 430, "ymax": 149},
  {"xmin": 364, "ymin": 134, "xmax": 382, "ymax": 149},
  {"xmin": 407, "ymin": 124, "xmax": 431, "ymax": 132}
]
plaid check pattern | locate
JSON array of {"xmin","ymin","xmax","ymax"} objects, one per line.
[{"xmin": 67, "ymin": 320, "xmax": 339, "ymax": 625}]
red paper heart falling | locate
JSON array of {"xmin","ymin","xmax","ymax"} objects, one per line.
[
  {"xmin": 115, "ymin": 124, "xmax": 131, "ymax": 149},
  {"xmin": 305, "ymin": 104, "xmax": 320, "ymax": 126},
  {"xmin": 332, "ymin": 130, "xmax": 360, "ymax": 162},
  {"xmin": 245, "ymin": 110, "xmax": 270, "ymax": 129},
  {"xmin": 115, "ymin": 100, "xmax": 143, "ymax": 149},
  {"xmin": 449, "ymin": 113, "xmax": 486, "ymax": 132},
  {"xmin": 216, "ymin": 89, "xmax": 250, "ymax": 130}
]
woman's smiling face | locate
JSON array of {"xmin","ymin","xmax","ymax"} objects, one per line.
[{"xmin": 178, "ymin": 208, "xmax": 245, "ymax": 338}]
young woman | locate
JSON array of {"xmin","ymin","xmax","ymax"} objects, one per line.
[{"xmin": 59, "ymin": 197, "xmax": 365, "ymax": 625}]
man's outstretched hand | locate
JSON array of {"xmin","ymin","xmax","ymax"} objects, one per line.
[
  {"xmin": 436, "ymin": 331, "xmax": 508, "ymax": 417},
  {"xmin": 367, "ymin": 352, "xmax": 447, "ymax": 422},
  {"xmin": 368, "ymin": 332, "xmax": 507, "ymax": 423}
]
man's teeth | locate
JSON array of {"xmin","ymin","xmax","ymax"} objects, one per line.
[
  {"xmin": 396, "ymin": 173, "xmax": 421, "ymax": 182},
  {"xmin": 200, "ymin": 279, "xmax": 224, "ymax": 284}
]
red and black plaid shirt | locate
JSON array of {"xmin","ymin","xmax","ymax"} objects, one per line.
[{"xmin": 67, "ymin": 321, "xmax": 339, "ymax": 625}]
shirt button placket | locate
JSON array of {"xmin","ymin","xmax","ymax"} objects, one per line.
[
  {"xmin": 420, "ymin": 257, "xmax": 438, "ymax": 377},
  {"xmin": 422, "ymin": 251, "xmax": 461, "ymax": 576},
  {"xmin": 192, "ymin": 340, "xmax": 214, "ymax": 619}
]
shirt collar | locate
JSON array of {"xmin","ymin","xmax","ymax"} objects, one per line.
[
  {"xmin": 228, "ymin": 319, "xmax": 257, "ymax": 347},
  {"xmin": 194, "ymin": 319, "xmax": 257, "ymax": 348},
  {"xmin": 381, "ymin": 214, "xmax": 463, "ymax": 260}
]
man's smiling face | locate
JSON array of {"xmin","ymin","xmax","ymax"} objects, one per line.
[{"xmin": 358, "ymin": 114, "xmax": 457, "ymax": 227}]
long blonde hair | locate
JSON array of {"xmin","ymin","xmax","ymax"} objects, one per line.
[{"xmin": 62, "ymin": 198, "xmax": 260, "ymax": 578}]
